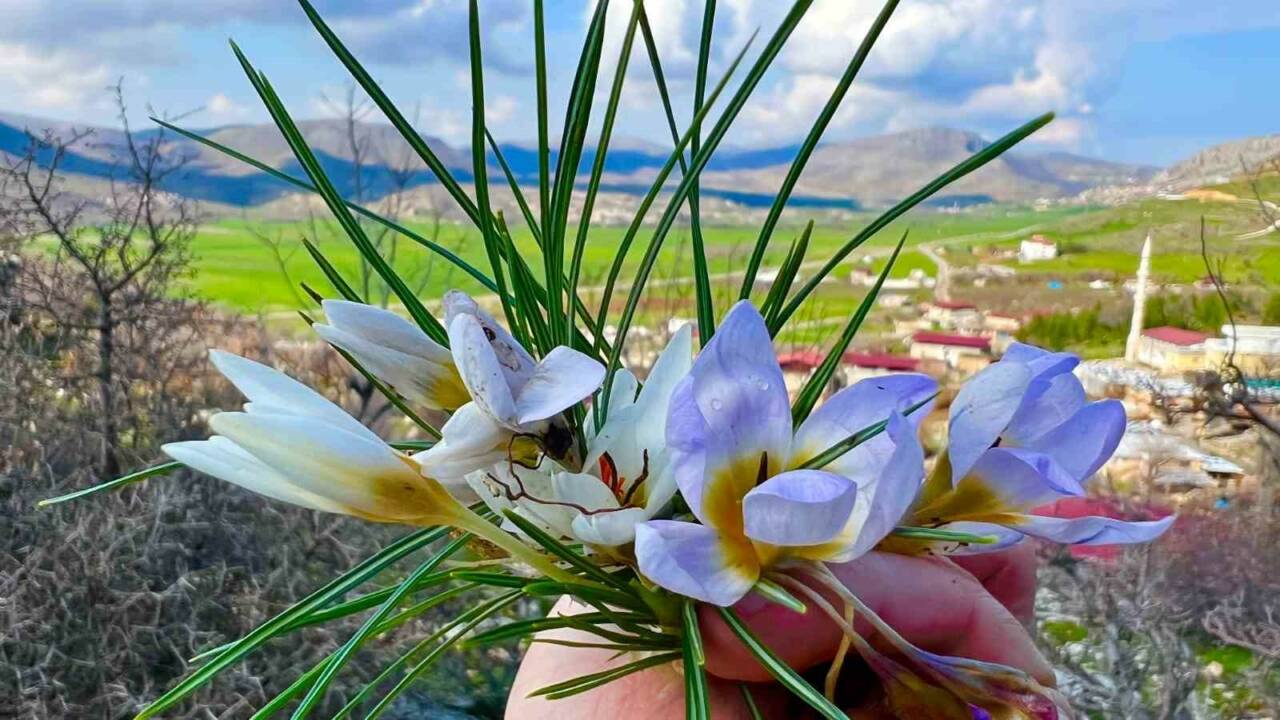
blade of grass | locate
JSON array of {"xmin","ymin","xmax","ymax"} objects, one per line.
[
  {"xmin": 682, "ymin": 599, "xmax": 711, "ymax": 720},
  {"xmin": 760, "ymin": 220, "xmax": 813, "ymax": 324},
  {"xmin": 37, "ymin": 461, "xmax": 180, "ymax": 507},
  {"xmin": 739, "ymin": 684, "xmax": 764, "ymax": 720},
  {"xmin": 151, "ymin": 118, "xmax": 497, "ymax": 294},
  {"xmin": 795, "ymin": 392, "xmax": 936, "ymax": 471},
  {"xmin": 249, "ymin": 582, "xmax": 477, "ymax": 717},
  {"xmin": 566, "ymin": 1, "xmax": 639, "ymax": 348},
  {"xmin": 635, "ymin": 1, "xmax": 716, "ymax": 343},
  {"xmin": 231, "ymin": 44, "xmax": 447, "ymax": 344},
  {"xmin": 290, "ymin": 534, "xmax": 472, "ymax": 718},
  {"xmin": 534, "ymin": 0, "xmax": 551, "ymax": 233},
  {"xmin": 501, "ymin": 510, "xmax": 632, "ymax": 592},
  {"xmin": 135, "ymin": 527, "xmax": 448, "ymax": 718},
  {"xmin": 716, "ymin": 608, "xmax": 848, "ymax": 720},
  {"xmin": 295, "ymin": 0, "xmax": 481, "ymax": 225},
  {"xmin": 363, "ymin": 589, "xmax": 525, "ymax": 718},
  {"xmin": 486, "ymin": 129, "xmax": 542, "ymax": 243},
  {"xmin": 774, "ymin": 112, "xmax": 1055, "ymax": 326},
  {"xmin": 466, "ymin": 0, "xmax": 521, "ymax": 344},
  {"xmin": 738, "ymin": 0, "xmax": 900, "ymax": 298},
  {"xmin": 529, "ymin": 652, "xmax": 683, "ymax": 700},
  {"xmin": 601, "ymin": 1, "xmax": 814, "ymax": 415},
  {"xmin": 301, "ymin": 237, "xmax": 362, "ymax": 302},
  {"xmin": 591, "ymin": 25, "xmax": 757, "ymax": 373},
  {"xmin": 789, "ymin": 230, "xmax": 907, "ymax": 424}
]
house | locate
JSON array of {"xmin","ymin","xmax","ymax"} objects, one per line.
[
  {"xmin": 909, "ymin": 332, "xmax": 990, "ymax": 370},
  {"xmin": 842, "ymin": 352, "xmax": 920, "ymax": 382},
  {"xmin": 923, "ymin": 300, "xmax": 981, "ymax": 332},
  {"xmin": 1135, "ymin": 326, "xmax": 1210, "ymax": 371},
  {"xmin": 1204, "ymin": 325, "xmax": 1280, "ymax": 376},
  {"xmin": 983, "ymin": 312, "xmax": 1023, "ymax": 334},
  {"xmin": 1018, "ymin": 235, "xmax": 1058, "ymax": 262}
]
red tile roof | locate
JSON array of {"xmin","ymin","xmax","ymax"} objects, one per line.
[
  {"xmin": 777, "ymin": 350, "xmax": 824, "ymax": 370},
  {"xmin": 911, "ymin": 332, "xmax": 990, "ymax": 349},
  {"xmin": 842, "ymin": 352, "xmax": 919, "ymax": 371},
  {"xmin": 931, "ymin": 300, "xmax": 976, "ymax": 310},
  {"xmin": 1142, "ymin": 326, "xmax": 1209, "ymax": 346}
]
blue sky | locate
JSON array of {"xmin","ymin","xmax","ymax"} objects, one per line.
[{"xmin": 0, "ymin": 0, "xmax": 1276, "ymax": 166}]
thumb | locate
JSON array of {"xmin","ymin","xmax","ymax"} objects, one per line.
[{"xmin": 699, "ymin": 551, "xmax": 1054, "ymax": 686}]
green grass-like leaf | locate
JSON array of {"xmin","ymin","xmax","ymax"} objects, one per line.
[
  {"xmin": 289, "ymin": 534, "xmax": 472, "ymax": 718},
  {"xmin": 38, "ymin": 461, "xmax": 181, "ymax": 507},
  {"xmin": 716, "ymin": 608, "xmax": 848, "ymax": 720},
  {"xmin": 682, "ymin": 600, "xmax": 711, "ymax": 720},
  {"xmin": 529, "ymin": 652, "xmax": 684, "ymax": 700},
  {"xmin": 789, "ymin": 230, "xmax": 908, "ymax": 424},
  {"xmin": 135, "ymin": 527, "xmax": 448, "ymax": 718},
  {"xmin": 738, "ymin": 0, "xmax": 901, "ymax": 298},
  {"xmin": 774, "ymin": 112, "xmax": 1055, "ymax": 326}
]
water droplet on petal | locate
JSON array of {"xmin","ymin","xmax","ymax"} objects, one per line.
[{"xmin": 710, "ymin": 398, "xmax": 723, "ymax": 411}]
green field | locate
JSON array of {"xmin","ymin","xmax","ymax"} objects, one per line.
[
  {"xmin": 179, "ymin": 185, "xmax": 1278, "ymax": 348},
  {"xmin": 184, "ymin": 205, "xmax": 1084, "ymax": 314}
]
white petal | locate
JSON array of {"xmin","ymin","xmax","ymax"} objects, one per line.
[
  {"xmin": 163, "ymin": 437, "xmax": 347, "ymax": 514},
  {"xmin": 514, "ymin": 346, "xmax": 605, "ymax": 425},
  {"xmin": 314, "ymin": 323, "xmax": 461, "ymax": 409},
  {"xmin": 321, "ymin": 299, "xmax": 452, "ymax": 364},
  {"xmin": 444, "ymin": 290, "xmax": 536, "ymax": 389},
  {"xmin": 448, "ymin": 314, "xmax": 520, "ymax": 427},
  {"xmin": 209, "ymin": 350, "xmax": 379, "ymax": 443},
  {"xmin": 572, "ymin": 507, "xmax": 649, "ymax": 546},
  {"xmin": 415, "ymin": 403, "xmax": 509, "ymax": 480},
  {"xmin": 210, "ymin": 411, "xmax": 441, "ymax": 522}
]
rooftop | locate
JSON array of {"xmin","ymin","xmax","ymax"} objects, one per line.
[
  {"xmin": 930, "ymin": 300, "xmax": 976, "ymax": 311},
  {"xmin": 777, "ymin": 350, "xmax": 824, "ymax": 371},
  {"xmin": 842, "ymin": 352, "xmax": 920, "ymax": 371},
  {"xmin": 911, "ymin": 332, "xmax": 990, "ymax": 349},
  {"xmin": 1142, "ymin": 326, "xmax": 1210, "ymax": 346}
]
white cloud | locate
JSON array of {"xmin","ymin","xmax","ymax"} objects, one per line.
[
  {"xmin": 0, "ymin": 42, "xmax": 114, "ymax": 113},
  {"xmin": 203, "ymin": 92, "xmax": 251, "ymax": 122}
]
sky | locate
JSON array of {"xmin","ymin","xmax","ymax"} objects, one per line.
[{"xmin": 0, "ymin": 0, "xmax": 1276, "ymax": 167}]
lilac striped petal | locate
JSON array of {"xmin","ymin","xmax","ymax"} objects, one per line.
[
  {"xmin": 842, "ymin": 413, "xmax": 927, "ymax": 559},
  {"xmin": 1002, "ymin": 372, "xmax": 1086, "ymax": 447},
  {"xmin": 948, "ymin": 361, "xmax": 1033, "ymax": 484},
  {"xmin": 1023, "ymin": 399, "xmax": 1127, "ymax": 482},
  {"xmin": 965, "ymin": 447, "xmax": 1085, "ymax": 510},
  {"xmin": 742, "ymin": 469, "xmax": 858, "ymax": 546},
  {"xmin": 933, "ymin": 521, "xmax": 1027, "ymax": 555},
  {"xmin": 1009, "ymin": 513, "xmax": 1175, "ymax": 546},
  {"xmin": 668, "ymin": 302, "xmax": 791, "ymax": 528},
  {"xmin": 1002, "ymin": 342, "xmax": 1079, "ymax": 380},
  {"xmin": 514, "ymin": 346, "xmax": 605, "ymax": 424},
  {"xmin": 792, "ymin": 373, "xmax": 936, "ymax": 475},
  {"xmin": 635, "ymin": 520, "xmax": 759, "ymax": 606}
]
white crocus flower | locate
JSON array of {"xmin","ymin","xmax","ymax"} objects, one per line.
[
  {"xmin": 312, "ymin": 300, "xmax": 469, "ymax": 411},
  {"xmin": 467, "ymin": 324, "xmax": 694, "ymax": 548},
  {"xmin": 163, "ymin": 350, "xmax": 473, "ymax": 523},
  {"xmin": 416, "ymin": 291, "xmax": 605, "ymax": 481}
]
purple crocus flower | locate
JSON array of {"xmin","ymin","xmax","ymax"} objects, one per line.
[
  {"xmin": 634, "ymin": 301, "xmax": 937, "ymax": 606},
  {"xmin": 904, "ymin": 342, "xmax": 1173, "ymax": 552}
]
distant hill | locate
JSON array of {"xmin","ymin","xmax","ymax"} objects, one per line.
[
  {"xmin": 1152, "ymin": 133, "xmax": 1280, "ymax": 190},
  {"xmin": 0, "ymin": 111, "xmax": 1164, "ymax": 215}
]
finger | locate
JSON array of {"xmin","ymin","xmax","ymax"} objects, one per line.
[
  {"xmin": 950, "ymin": 542, "xmax": 1038, "ymax": 625},
  {"xmin": 507, "ymin": 597, "xmax": 791, "ymax": 720},
  {"xmin": 700, "ymin": 552, "xmax": 1053, "ymax": 686},
  {"xmin": 831, "ymin": 552, "xmax": 1055, "ymax": 685}
]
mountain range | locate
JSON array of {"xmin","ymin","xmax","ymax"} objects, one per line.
[{"xmin": 4, "ymin": 110, "xmax": 1263, "ymax": 217}]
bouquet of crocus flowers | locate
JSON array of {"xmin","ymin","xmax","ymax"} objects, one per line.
[{"xmin": 50, "ymin": 1, "xmax": 1175, "ymax": 717}]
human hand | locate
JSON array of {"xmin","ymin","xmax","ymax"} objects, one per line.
[{"xmin": 506, "ymin": 545, "xmax": 1050, "ymax": 719}]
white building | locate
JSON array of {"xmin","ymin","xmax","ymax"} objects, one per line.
[{"xmin": 1018, "ymin": 235, "xmax": 1058, "ymax": 262}]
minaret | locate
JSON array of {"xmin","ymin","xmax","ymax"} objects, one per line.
[{"xmin": 1124, "ymin": 233, "xmax": 1152, "ymax": 363}]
